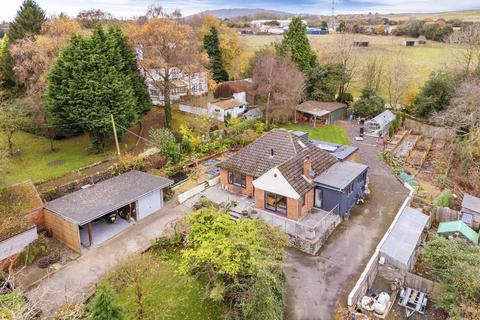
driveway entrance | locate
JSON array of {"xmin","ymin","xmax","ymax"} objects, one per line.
[{"xmin": 284, "ymin": 121, "xmax": 408, "ymax": 320}]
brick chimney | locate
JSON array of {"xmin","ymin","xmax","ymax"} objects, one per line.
[{"xmin": 303, "ymin": 156, "xmax": 312, "ymax": 177}]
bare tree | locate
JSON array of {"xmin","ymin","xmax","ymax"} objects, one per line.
[
  {"xmin": 433, "ymin": 78, "xmax": 480, "ymax": 171},
  {"xmin": 76, "ymin": 9, "xmax": 113, "ymax": 28},
  {"xmin": 362, "ymin": 55, "xmax": 383, "ymax": 92},
  {"xmin": 252, "ymin": 52, "xmax": 305, "ymax": 128},
  {"xmin": 327, "ymin": 34, "xmax": 358, "ymax": 100},
  {"xmin": 384, "ymin": 55, "xmax": 410, "ymax": 108},
  {"xmin": 448, "ymin": 23, "xmax": 480, "ymax": 77}
]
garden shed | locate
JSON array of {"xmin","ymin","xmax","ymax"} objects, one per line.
[
  {"xmin": 461, "ymin": 193, "xmax": 480, "ymax": 230},
  {"xmin": 44, "ymin": 170, "xmax": 173, "ymax": 254},
  {"xmin": 365, "ymin": 110, "xmax": 395, "ymax": 137},
  {"xmin": 379, "ymin": 207, "xmax": 429, "ymax": 272},
  {"xmin": 295, "ymin": 101, "xmax": 347, "ymax": 127},
  {"xmin": 0, "ymin": 181, "xmax": 44, "ymax": 269},
  {"xmin": 437, "ymin": 221, "xmax": 479, "ymax": 245}
]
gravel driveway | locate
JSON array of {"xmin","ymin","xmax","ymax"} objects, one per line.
[{"xmin": 284, "ymin": 121, "xmax": 408, "ymax": 320}]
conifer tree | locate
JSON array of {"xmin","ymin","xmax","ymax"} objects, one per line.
[
  {"xmin": 277, "ymin": 17, "xmax": 316, "ymax": 74},
  {"xmin": 45, "ymin": 25, "xmax": 139, "ymax": 152},
  {"xmin": 0, "ymin": 36, "xmax": 15, "ymax": 88},
  {"xmin": 203, "ymin": 26, "xmax": 229, "ymax": 82},
  {"xmin": 88, "ymin": 287, "xmax": 125, "ymax": 320},
  {"xmin": 7, "ymin": 0, "xmax": 46, "ymax": 41}
]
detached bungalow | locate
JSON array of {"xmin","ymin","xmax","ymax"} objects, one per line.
[
  {"xmin": 218, "ymin": 129, "xmax": 368, "ymax": 221},
  {"xmin": 208, "ymin": 92, "xmax": 248, "ymax": 121}
]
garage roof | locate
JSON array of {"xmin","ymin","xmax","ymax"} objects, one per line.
[
  {"xmin": 314, "ymin": 161, "xmax": 368, "ymax": 190},
  {"xmin": 45, "ymin": 170, "xmax": 173, "ymax": 225}
]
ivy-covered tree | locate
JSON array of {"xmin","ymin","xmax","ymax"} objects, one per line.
[
  {"xmin": 410, "ymin": 71, "xmax": 456, "ymax": 117},
  {"xmin": 204, "ymin": 26, "xmax": 229, "ymax": 83},
  {"xmin": 306, "ymin": 63, "xmax": 344, "ymax": 102},
  {"xmin": 7, "ymin": 0, "xmax": 46, "ymax": 41},
  {"xmin": 353, "ymin": 88, "xmax": 385, "ymax": 118},
  {"xmin": 88, "ymin": 287, "xmax": 125, "ymax": 320},
  {"xmin": 45, "ymin": 25, "xmax": 141, "ymax": 152},
  {"xmin": 276, "ymin": 17, "xmax": 316, "ymax": 74},
  {"xmin": 0, "ymin": 35, "xmax": 15, "ymax": 88}
]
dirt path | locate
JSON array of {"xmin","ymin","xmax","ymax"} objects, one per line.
[
  {"xmin": 25, "ymin": 202, "xmax": 186, "ymax": 319},
  {"xmin": 284, "ymin": 121, "xmax": 408, "ymax": 320}
]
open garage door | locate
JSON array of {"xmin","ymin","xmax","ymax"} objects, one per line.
[{"xmin": 137, "ymin": 190, "xmax": 162, "ymax": 220}]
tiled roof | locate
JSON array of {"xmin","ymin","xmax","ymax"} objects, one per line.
[{"xmin": 219, "ymin": 129, "xmax": 337, "ymax": 195}]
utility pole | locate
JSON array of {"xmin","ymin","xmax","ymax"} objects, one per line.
[
  {"xmin": 111, "ymin": 114, "xmax": 121, "ymax": 159},
  {"xmin": 331, "ymin": 0, "xmax": 336, "ymax": 31}
]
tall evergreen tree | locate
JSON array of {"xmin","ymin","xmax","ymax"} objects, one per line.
[
  {"xmin": 203, "ymin": 26, "xmax": 228, "ymax": 82},
  {"xmin": 276, "ymin": 17, "xmax": 316, "ymax": 74},
  {"xmin": 0, "ymin": 35, "xmax": 15, "ymax": 88},
  {"xmin": 7, "ymin": 0, "xmax": 46, "ymax": 41},
  {"xmin": 88, "ymin": 287, "xmax": 125, "ymax": 320},
  {"xmin": 45, "ymin": 25, "xmax": 139, "ymax": 152},
  {"xmin": 107, "ymin": 26, "xmax": 151, "ymax": 115}
]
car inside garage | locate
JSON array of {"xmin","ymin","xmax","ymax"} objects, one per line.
[{"xmin": 44, "ymin": 170, "xmax": 173, "ymax": 253}]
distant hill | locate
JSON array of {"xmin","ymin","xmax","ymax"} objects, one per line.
[{"xmin": 193, "ymin": 8, "xmax": 296, "ymax": 19}]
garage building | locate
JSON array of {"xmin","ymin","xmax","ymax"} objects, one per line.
[{"xmin": 44, "ymin": 170, "xmax": 173, "ymax": 253}]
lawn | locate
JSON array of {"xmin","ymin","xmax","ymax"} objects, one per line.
[
  {"xmin": 280, "ymin": 123, "xmax": 351, "ymax": 145},
  {"xmin": 240, "ymin": 34, "xmax": 460, "ymax": 97},
  {"xmin": 0, "ymin": 131, "xmax": 129, "ymax": 185},
  {"xmin": 100, "ymin": 253, "xmax": 225, "ymax": 320}
]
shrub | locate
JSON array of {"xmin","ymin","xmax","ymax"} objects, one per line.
[
  {"xmin": 54, "ymin": 303, "xmax": 85, "ymax": 320},
  {"xmin": 88, "ymin": 287, "xmax": 125, "ymax": 320},
  {"xmin": 148, "ymin": 128, "xmax": 179, "ymax": 164},
  {"xmin": 353, "ymin": 88, "xmax": 385, "ymax": 117},
  {"xmin": 432, "ymin": 189, "xmax": 453, "ymax": 207}
]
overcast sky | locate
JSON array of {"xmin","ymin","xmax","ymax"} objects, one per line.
[{"xmin": 1, "ymin": 0, "xmax": 479, "ymax": 21}]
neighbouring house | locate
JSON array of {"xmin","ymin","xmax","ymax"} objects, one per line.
[
  {"xmin": 291, "ymin": 131, "xmax": 359, "ymax": 161},
  {"xmin": 437, "ymin": 220, "xmax": 479, "ymax": 245},
  {"xmin": 214, "ymin": 79, "xmax": 260, "ymax": 106},
  {"xmin": 43, "ymin": 171, "xmax": 173, "ymax": 254},
  {"xmin": 365, "ymin": 110, "xmax": 396, "ymax": 137},
  {"xmin": 208, "ymin": 92, "xmax": 248, "ymax": 121},
  {"xmin": 144, "ymin": 67, "xmax": 208, "ymax": 106},
  {"xmin": 379, "ymin": 206, "xmax": 429, "ymax": 272},
  {"xmin": 218, "ymin": 129, "xmax": 368, "ymax": 221},
  {"xmin": 0, "ymin": 181, "xmax": 44, "ymax": 269},
  {"xmin": 461, "ymin": 193, "xmax": 480, "ymax": 230},
  {"xmin": 295, "ymin": 101, "xmax": 347, "ymax": 127}
]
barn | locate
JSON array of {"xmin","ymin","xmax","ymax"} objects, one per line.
[{"xmin": 44, "ymin": 170, "xmax": 173, "ymax": 254}]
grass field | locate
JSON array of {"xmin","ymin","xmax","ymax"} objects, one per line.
[
  {"xmin": 240, "ymin": 34, "xmax": 460, "ymax": 97},
  {"xmin": 280, "ymin": 123, "xmax": 351, "ymax": 145},
  {"xmin": 0, "ymin": 131, "xmax": 133, "ymax": 186},
  {"xmin": 384, "ymin": 9, "xmax": 480, "ymax": 22}
]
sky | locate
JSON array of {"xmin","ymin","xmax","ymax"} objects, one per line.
[{"xmin": 1, "ymin": 0, "xmax": 480, "ymax": 21}]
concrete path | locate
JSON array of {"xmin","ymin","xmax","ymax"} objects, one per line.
[
  {"xmin": 284, "ymin": 121, "xmax": 408, "ymax": 320},
  {"xmin": 26, "ymin": 204, "xmax": 185, "ymax": 319}
]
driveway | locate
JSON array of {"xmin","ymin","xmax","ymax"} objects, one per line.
[
  {"xmin": 26, "ymin": 203, "xmax": 186, "ymax": 318},
  {"xmin": 285, "ymin": 121, "xmax": 408, "ymax": 320}
]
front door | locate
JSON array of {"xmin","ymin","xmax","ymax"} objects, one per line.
[{"xmin": 314, "ymin": 188, "xmax": 323, "ymax": 209}]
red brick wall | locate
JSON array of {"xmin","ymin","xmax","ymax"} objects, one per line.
[
  {"xmin": 24, "ymin": 206, "xmax": 45, "ymax": 230},
  {"xmin": 219, "ymin": 168, "xmax": 254, "ymax": 197},
  {"xmin": 254, "ymin": 187, "xmax": 313, "ymax": 221}
]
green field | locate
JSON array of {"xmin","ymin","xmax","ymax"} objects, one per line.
[
  {"xmin": 280, "ymin": 123, "xmax": 351, "ymax": 145},
  {"xmin": 384, "ymin": 9, "xmax": 480, "ymax": 22},
  {"xmin": 240, "ymin": 34, "xmax": 460, "ymax": 97},
  {"xmin": 0, "ymin": 131, "xmax": 128, "ymax": 185}
]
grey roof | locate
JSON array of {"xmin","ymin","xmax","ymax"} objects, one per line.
[
  {"xmin": 314, "ymin": 161, "xmax": 368, "ymax": 190},
  {"xmin": 296, "ymin": 101, "xmax": 347, "ymax": 117},
  {"xmin": 367, "ymin": 110, "xmax": 395, "ymax": 128},
  {"xmin": 311, "ymin": 140, "xmax": 358, "ymax": 161},
  {"xmin": 218, "ymin": 129, "xmax": 338, "ymax": 195},
  {"xmin": 462, "ymin": 193, "xmax": 480, "ymax": 213},
  {"xmin": 45, "ymin": 170, "xmax": 173, "ymax": 225},
  {"xmin": 242, "ymin": 108, "xmax": 263, "ymax": 120},
  {"xmin": 379, "ymin": 207, "xmax": 429, "ymax": 270}
]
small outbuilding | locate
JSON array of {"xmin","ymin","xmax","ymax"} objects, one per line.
[
  {"xmin": 437, "ymin": 220, "xmax": 479, "ymax": 245},
  {"xmin": 379, "ymin": 207, "xmax": 429, "ymax": 272},
  {"xmin": 365, "ymin": 110, "xmax": 396, "ymax": 137},
  {"xmin": 44, "ymin": 170, "xmax": 173, "ymax": 254},
  {"xmin": 353, "ymin": 41, "xmax": 369, "ymax": 47},
  {"xmin": 461, "ymin": 193, "xmax": 480, "ymax": 230},
  {"xmin": 295, "ymin": 101, "xmax": 347, "ymax": 127},
  {"xmin": 208, "ymin": 92, "xmax": 248, "ymax": 121}
]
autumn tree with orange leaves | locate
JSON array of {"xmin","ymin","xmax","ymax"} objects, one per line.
[{"xmin": 125, "ymin": 18, "xmax": 206, "ymax": 128}]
